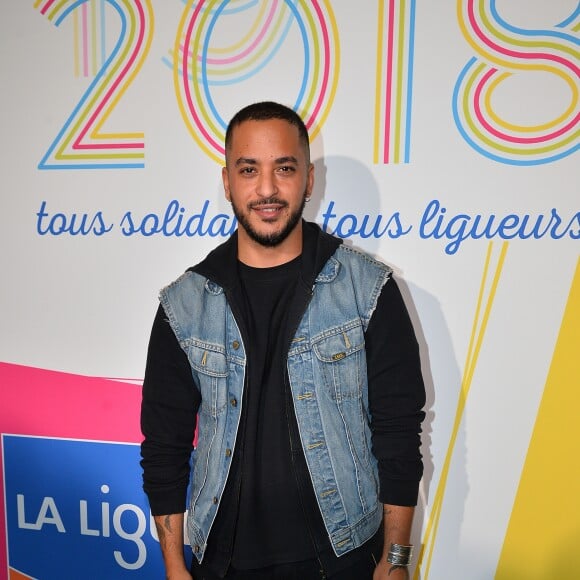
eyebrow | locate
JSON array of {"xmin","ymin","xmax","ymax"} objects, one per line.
[{"xmin": 234, "ymin": 156, "xmax": 299, "ymax": 167}]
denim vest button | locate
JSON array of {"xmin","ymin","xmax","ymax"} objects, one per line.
[
  {"xmin": 232, "ymin": 340, "xmax": 240, "ymax": 350},
  {"xmin": 213, "ymin": 496, "xmax": 218, "ymax": 504},
  {"xmin": 225, "ymin": 448, "xmax": 232, "ymax": 457},
  {"xmin": 230, "ymin": 398, "xmax": 237, "ymax": 407},
  {"xmin": 194, "ymin": 545, "xmax": 200, "ymax": 553}
]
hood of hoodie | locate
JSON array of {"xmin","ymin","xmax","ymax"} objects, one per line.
[{"xmin": 189, "ymin": 220, "xmax": 343, "ymax": 292}]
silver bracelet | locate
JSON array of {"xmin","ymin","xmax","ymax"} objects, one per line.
[{"xmin": 387, "ymin": 543, "xmax": 413, "ymax": 567}]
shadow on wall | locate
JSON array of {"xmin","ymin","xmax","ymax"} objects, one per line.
[
  {"xmin": 305, "ymin": 155, "xmax": 413, "ymax": 258},
  {"xmin": 401, "ymin": 281, "xmax": 465, "ymax": 579},
  {"xmin": 305, "ymin": 154, "xmax": 467, "ymax": 579}
]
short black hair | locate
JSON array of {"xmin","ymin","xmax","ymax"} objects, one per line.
[{"xmin": 224, "ymin": 101, "xmax": 310, "ymax": 162}]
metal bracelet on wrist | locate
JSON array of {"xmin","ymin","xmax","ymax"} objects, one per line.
[{"xmin": 387, "ymin": 543, "xmax": 413, "ymax": 567}]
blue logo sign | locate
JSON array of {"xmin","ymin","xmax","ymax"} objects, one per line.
[{"xmin": 3, "ymin": 435, "xmax": 189, "ymax": 578}]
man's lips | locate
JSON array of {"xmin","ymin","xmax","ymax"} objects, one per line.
[{"xmin": 249, "ymin": 202, "xmax": 287, "ymax": 217}]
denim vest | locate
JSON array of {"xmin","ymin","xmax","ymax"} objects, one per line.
[{"xmin": 160, "ymin": 245, "xmax": 391, "ymax": 561}]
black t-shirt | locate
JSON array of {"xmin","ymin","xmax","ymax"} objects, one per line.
[{"xmin": 229, "ymin": 256, "xmax": 316, "ymax": 567}]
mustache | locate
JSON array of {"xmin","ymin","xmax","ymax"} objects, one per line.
[{"xmin": 248, "ymin": 197, "xmax": 288, "ymax": 209}]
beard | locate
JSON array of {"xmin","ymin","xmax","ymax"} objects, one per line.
[{"xmin": 231, "ymin": 192, "xmax": 307, "ymax": 247}]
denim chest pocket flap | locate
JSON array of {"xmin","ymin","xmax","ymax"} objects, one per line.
[
  {"xmin": 312, "ymin": 323, "xmax": 365, "ymax": 363},
  {"xmin": 186, "ymin": 341, "xmax": 228, "ymax": 377}
]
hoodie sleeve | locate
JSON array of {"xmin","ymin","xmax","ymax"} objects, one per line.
[
  {"xmin": 140, "ymin": 304, "xmax": 201, "ymax": 515},
  {"xmin": 366, "ymin": 277, "xmax": 426, "ymax": 506}
]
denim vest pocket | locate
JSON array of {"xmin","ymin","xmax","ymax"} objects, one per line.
[
  {"xmin": 186, "ymin": 340, "xmax": 229, "ymax": 417},
  {"xmin": 312, "ymin": 321, "xmax": 365, "ymax": 401}
]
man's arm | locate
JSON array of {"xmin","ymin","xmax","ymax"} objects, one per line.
[
  {"xmin": 141, "ymin": 305, "xmax": 201, "ymax": 578},
  {"xmin": 153, "ymin": 513, "xmax": 192, "ymax": 580},
  {"xmin": 373, "ymin": 505, "xmax": 414, "ymax": 579},
  {"xmin": 365, "ymin": 277, "xmax": 426, "ymax": 579}
]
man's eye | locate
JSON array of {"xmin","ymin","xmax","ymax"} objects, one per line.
[
  {"xmin": 278, "ymin": 166, "xmax": 295, "ymax": 173},
  {"xmin": 240, "ymin": 167, "xmax": 255, "ymax": 174}
]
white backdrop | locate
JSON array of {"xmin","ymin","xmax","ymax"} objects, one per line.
[{"xmin": 1, "ymin": 1, "xmax": 578, "ymax": 578}]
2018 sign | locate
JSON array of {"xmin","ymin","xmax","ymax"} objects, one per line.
[{"xmin": 35, "ymin": 0, "xmax": 578, "ymax": 169}]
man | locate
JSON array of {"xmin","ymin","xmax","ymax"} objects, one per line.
[{"xmin": 141, "ymin": 101, "xmax": 425, "ymax": 580}]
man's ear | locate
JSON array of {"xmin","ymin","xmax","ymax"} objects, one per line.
[
  {"xmin": 222, "ymin": 166, "xmax": 231, "ymax": 202},
  {"xmin": 307, "ymin": 162, "xmax": 315, "ymax": 196}
]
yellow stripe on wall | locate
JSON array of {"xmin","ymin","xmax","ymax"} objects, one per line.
[{"xmin": 495, "ymin": 257, "xmax": 580, "ymax": 580}]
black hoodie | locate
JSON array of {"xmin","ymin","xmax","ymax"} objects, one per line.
[{"xmin": 141, "ymin": 221, "xmax": 425, "ymax": 577}]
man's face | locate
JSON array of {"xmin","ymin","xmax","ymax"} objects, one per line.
[{"xmin": 222, "ymin": 119, "xmax": 313, "ymax": 248}]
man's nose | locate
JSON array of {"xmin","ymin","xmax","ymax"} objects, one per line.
[{"xmin": 256, "ymin": 172, "xmax": 277, "ymax": 197}]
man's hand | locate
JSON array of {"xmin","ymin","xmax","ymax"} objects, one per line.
[
  {"xmin": 375, "ymin": 504, "xmax": 414, "ymax": 579},
  {"xmin": 154, "ymin": 513, "xmax": 192, "ymax": 580},
  {"xmin": 373, "ymin": 558, "xmax": 410, "ymax": 579},
  {"xmin": 167, "ymin": 571, "xmax": 193, "ymax": 580}
]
